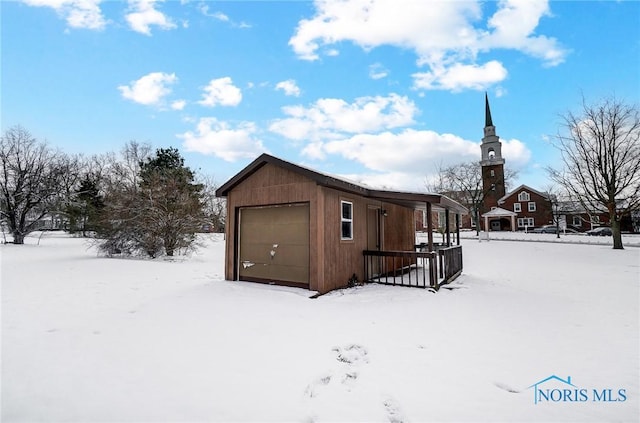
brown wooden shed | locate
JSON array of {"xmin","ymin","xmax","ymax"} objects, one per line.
[{"xmin": 216, "ymin": 154, "xmax": 467, "ymax": 294}]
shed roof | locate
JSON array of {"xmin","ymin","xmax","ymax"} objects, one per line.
[{"xmin": 216, "ymin": 154, "xmax": 467, "ymax": 214}]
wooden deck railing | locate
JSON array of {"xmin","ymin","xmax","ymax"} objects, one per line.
[
  {"xmin": 363, "ymin": 250, "xmax": 437, "ymax": 289},
  {"xmin": 438, "ymin": 245, "xmax": 463, "ymax": 284},
  {"xmin": 363, "ymin": 245, "xmax": 463, "ymax": 290}
]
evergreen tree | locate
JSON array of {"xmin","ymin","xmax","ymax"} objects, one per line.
[
  {"xmin": 67, "ymin": 174, "xmax": 105, "ymax": 236},
  {"xmin": 138, "ymin": 147, "xmax": 204, "ymax": 256},
  {"xmin": 96, "ymin": 145, "xmax": 205, "ymax": 257}
]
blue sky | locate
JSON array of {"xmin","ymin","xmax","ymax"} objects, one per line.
[{"xmin": 2, "ymin": 0, "xmax": 639, "ymax": 192}]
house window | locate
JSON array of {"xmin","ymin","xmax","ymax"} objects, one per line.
[
  {"xmin": 528, "ymin": 202, "xmax": 536, "ymax": 212},
  {"xmin": 341, "ymin": 201, "xmax": 353, "ymax": 240},
  {"xmin": 572, "ymin": 216, "xmax": 582, "ymax": 226},
  {"xmin": 518, "ymin": 191, "xmax": 530, "ymax": 202},
  {"xmin": 591, "ymin": 215, "xmax": 600, "ymax": 224},
  {"xmin": 490, "ymin": 169, "xmax": 495, "ymax": 177},
  {"xmin": 513, "ymin": 203, "xmax": 521, "ymax": 212},
  {"xmin": 517, "ymin": 217, "xmax": 535, "ymax": 228}
]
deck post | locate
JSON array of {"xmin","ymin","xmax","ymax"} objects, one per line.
[
  {"xmin": 426, "ymin": 202, "xmax": 433, "ymax": 252},
  {"xmin": 456, "ymin": 213, "xmax": 461, "ymax": 245},
  {"xmin": 445, "ymin": 208, "xmax": 451, "ymax": 247}
]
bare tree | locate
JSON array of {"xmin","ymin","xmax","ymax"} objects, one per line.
[
  {"xmin": 0, "ymin": 126, "xmax": 64, "ymax": 244},
  {"xmin": 103, "ymin": 141, "xmax": 152, "ymax": 192},
  {"xmin": 548, "ymin": 96, "xmax": 640, "ymax": 249},
  {"xmin": 428, "ymin": 161, "xmax": 518, "ymax": 235},
  {"xmin": 198, "ymin": 174, "xmax": 226, "ymax": 233},
  {"xmin": 48, "ymin": 153, "xmax": 85, "ymax": 230}
]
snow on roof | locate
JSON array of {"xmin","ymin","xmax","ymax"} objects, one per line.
[{"xmin": 481, "ymin": 207, "xmax": 517, "ymax": 217}]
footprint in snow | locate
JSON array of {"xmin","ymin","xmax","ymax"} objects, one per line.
[
  {"xmin": 304, "ymin": 375, "xmax": 331, "ymax": 398},
  {"xmin": 333, "ymin": 344, "xmax": 369, "ymax": 365},
  {"xmin": 305, "ymin": 344, "xmax": 369, "ymax": 398},
  {"xmin": 383, "ymin": 396, "xmax": 406, "ymax": 423}
]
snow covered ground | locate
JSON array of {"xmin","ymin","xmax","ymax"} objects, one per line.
[{"xmin": 1, "ymin": 232, "xmax": 638, "ymax": 422}]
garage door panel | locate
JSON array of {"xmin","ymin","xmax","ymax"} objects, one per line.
[
  {"xmin": 269, "ymin": 264, "xmax": 308, "ymax": 283},
  {"xmin": 239, "ymin": 243, "xmax": 272, "ymax": 264},
  {"xmin": 270, "ymin": 244, "xmax": 308, "ymax": 265},
  {"xmin": 274, "ymin": 223, "xmax": 309, "ymax": 244},
  {"xmin": 238, "ymin": 203, "xmax": 309, "ymax": 286},
  {"xmin": 239, "ymin": 262, "xmax": 268, "ymax": 279}
]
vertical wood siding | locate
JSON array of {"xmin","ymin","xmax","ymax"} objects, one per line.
[{"xmin": 224, "ymin": 163, "xmax": 318, "ymax": 288}]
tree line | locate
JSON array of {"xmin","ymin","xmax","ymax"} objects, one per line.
[
  {"xmin": 2, "ymin": 96, "xmax": 638, "ymax": 251},
  {"xmin": 0, "ymin": 128, "xmax": 225, "ymax": 256}
]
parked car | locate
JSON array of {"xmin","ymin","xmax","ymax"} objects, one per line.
[
  {"xmin": 586, "ymin": 226, "xmax": 612, "ymax": 236},
  {"xmin": 531, "ymin": 225, "xmax": 558, "ymax": 234},
  {"xmin": 531, "ymin": 225, "xmax": 579, "ymax": 234}
]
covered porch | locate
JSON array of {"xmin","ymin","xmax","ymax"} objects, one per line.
[
  {"xmin": 481, "ymin": 207, "xmax": 517, "ymax": 232},
  {"xmin": 362, "ymin": 190, "xmax": 467, "ymax": 290}
]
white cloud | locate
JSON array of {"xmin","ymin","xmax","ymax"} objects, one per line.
[
  {"xmin": 412, "ymin": 60, "xmax": 508, "ymax": 92},
  {"xmin": 299, "ymin": 133, "xmax": 535, "ymax": 193},
  {"xmin": 198, "ymin": 77, "xmax": 242, "ymax": 107},
  {"xmin": 198, "ymin": 4, "xmax": 251, "ymax": 28},
  {"xmin": 325, "ymin": 49, "xmax": 340, "ymax": 57},
  {"xmin": 179, "ymin": 118, "xmax": 267, "ymax": 161},
  {"xmin": 480, "ymin": 0, "xmax": 567, "ymax": 67},
  {"xmin": 198, "ymin": 4, "xmax": 227, "ymax": 21},
  {"xmin": 125, "ymin": 0, "xmax": 176, "ymax": 36},
  {"xmin": 171, "ymin": 99, "xmax": 186, "ymax": 110},
  {"xmin": 268, "ymin": 93, "xmax": 527, "ymax": 191},
  {"xmin": 275, "ymin": 80, "xmax": 301, "ymax": 97},
  {"xmin": 289, "ymin": 0, "xmax": 566, "ymax": 91},
  {"xmin": 118, "ymin": 72, "xmax": 177, "ymax": 106},
  {"xmin": 269, "ymin": 93, "xmax": 417, "ymax": 141},
  {"xmin": 22, "ymin": 0, "xmax": 107, "ymax": 30},
  {"xmin": 369, "ymin": 63, "xmax": 388, "ymax": 80},
  {"xmin": 323, "ymin": 129, "xmax": 479, "ymax": 173},
  {"xmin": 23, "ymin": 0, "xmax": 69, "ymax": 6},
  {"xmin": 494, "ymin": 86, "xmax": 508, "ymax": 98},
  {"xmin": 501, "ymin": 138, "xmax": 532, "ymax": 169},
  {"xmin": 337, "ymin": 171, "xmax": 421, "ymax": 191},
  {"xmin": 289, "ymin": 0, "xmax": 483, "ymax": 62},
  {"xmin": 318, "ymin": 130, "xmax": 531, "ymax": 191}
]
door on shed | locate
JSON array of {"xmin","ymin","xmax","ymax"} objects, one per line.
[
  {"xmin": 366, "ymin": 207, "xmax": 382, "ymax": 278},
  {"xmin": 238, "ymin": 203, "xmax": 310, "ymax": 287}
]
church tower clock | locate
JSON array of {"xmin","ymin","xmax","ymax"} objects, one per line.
[{"xmin": 480, "ymin": 93, "xmax": 506, "ymax": 211}]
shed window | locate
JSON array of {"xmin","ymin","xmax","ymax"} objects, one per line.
[{"xmin": 341, "ymin": 201, "xmax": 353, "ymax": 240}]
